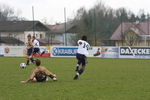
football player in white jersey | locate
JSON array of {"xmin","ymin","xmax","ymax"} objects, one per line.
[
  {"xmin": 73, "ymin": 36, "xmax": 90, "ymax": 80},
  {"xmin": 32, "ymin": 36, "xmax": 40, "ymax": 55},
  {"xmin": 32, "ymin": 36, "xmax": 45, "ymax": 56}
]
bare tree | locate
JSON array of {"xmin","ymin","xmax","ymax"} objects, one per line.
[
  {"xmin": 0, "ymin": 4, "xmax": 24, "ymax": 21},
  {"xmin": 124, "ymin": 30, "xmax": 140, "ymax": 46}
]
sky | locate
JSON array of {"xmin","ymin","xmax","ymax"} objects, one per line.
[{"xmin": 0, "ymin": 0, "xmax": 150, "ymax": 24}]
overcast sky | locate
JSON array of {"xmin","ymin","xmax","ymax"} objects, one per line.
[{"xmin": 0, "ymin": 0, "xmax": 150, "ymax": 24}]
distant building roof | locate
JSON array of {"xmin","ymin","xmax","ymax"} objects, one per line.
[
  {"xmin": 46, "ymin": 22, "xmax": 77, "ymax": 34},
  {"xmin": 0, "ymin": 21, "xmax": 50, "ymax": 32},
  {"xmin": 110, "ymin": 22, "xmax": 150, "ymax": 40}
]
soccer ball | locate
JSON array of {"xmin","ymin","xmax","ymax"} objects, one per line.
[{"xmin": 20, "ymin": 63, "xmax": 26, "ymax": 68}]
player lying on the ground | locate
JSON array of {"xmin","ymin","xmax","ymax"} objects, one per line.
[
  {"xmin": 73, "ymin": 35, "xmax": 90, "ymax": 80},
  {"xmin": 21, "ymin": 59, "xmax": 57, "ymax": 83},
  {"xmin": 26, "ymin": 34, "xmax": 35, "ymax": 65}
]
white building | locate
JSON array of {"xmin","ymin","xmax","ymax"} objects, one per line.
[{"xmin": 0, "ymin": 21, "xmax": 50, "ymax": 46}]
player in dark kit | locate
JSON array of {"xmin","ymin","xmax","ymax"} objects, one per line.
[
  {"xmin": 73, "ymin": 36, "xmax": 90, "ymax": 80},
  {"xmin": 21, "ymin": 59, "xmax": 57, "ymax": 83},
  {"xmin": 26, "ymin": 34, "xmax": 35, "ymax": 65}
]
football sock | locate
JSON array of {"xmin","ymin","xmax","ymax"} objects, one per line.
[
  {"xmin": 74, "ymin": 69, "xmax": 84, "ymax": 80},
  {"xmin": 49, "ymin": 75, "xmax": 57, "ymax": 81},
  {"xmin": 49, "ymin": 75, "xmax": 56, "ymax": 79},
  {"xmin": 78, "ymin": 68, "xmax": 84, "ymax": 75},
  {"xmin": 49, "ymin": 75, "xmax": 54, "ymax": 79},
  {"xmin": 75, "ymin": 66, "xmax": 79, "ymax": 71},
  {"xmin": 30, "ymin": 58, "xmax": 35, "ymax": 63},
  {"xmin": 26, "ymin": 59, "xmax": 29, "ymax": 65},
  {"xmin": 75, "ymin": 64, "xmax": 79, "ymax": 71}
]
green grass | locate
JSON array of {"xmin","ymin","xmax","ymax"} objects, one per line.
[{"xmin": 0, "ymin": 57, "xmax": 150, "ymax": 100}]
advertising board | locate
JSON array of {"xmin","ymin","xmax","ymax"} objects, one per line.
[
  {"xmin": 101, "ymin": 47, "xmax": 119, "ymax": 58},
  {"xmin": 0, "ymin": 47, "xmax": 4, "ymax": 56},
  {"xmin": 51, "ymin": 46, "xmax": 77, "ymax": 57},
  {"xmin": 119, "ymin": 47, "xmax": 150, "ymax": 59}
]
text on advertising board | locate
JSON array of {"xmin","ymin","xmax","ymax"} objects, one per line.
[
  {"xmin": 120, "ymin": 47, "xmax": 150, "ymax": 55},
  {"xmin": 52, "ymin": 47, "xmax": 77, "ymax": 56}
]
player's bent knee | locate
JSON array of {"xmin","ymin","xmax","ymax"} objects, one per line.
[{"xmin": 81, "ymin": 65, "xmax": 86, "ymax": 69}]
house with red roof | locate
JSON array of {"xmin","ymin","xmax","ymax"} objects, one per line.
[{"xmin": 110, "ymin": 21, "xmax": 150, "ymax": 46}]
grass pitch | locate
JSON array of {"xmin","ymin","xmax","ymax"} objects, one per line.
[{"xmin": 0, "ymin": 57, "xmax": 150, "ymax": 100}]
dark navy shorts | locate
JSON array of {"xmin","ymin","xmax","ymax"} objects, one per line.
[
  {"xmin": 33, "ymin": 48, "xmax": 40, "ymax": 54},
  {"xmin": 76, "ymin": 53, "xmax": 87, "ymax": 66},
  {"xmin": 27, "ymin": 48, "xmax": 33, "ymax": 56}
]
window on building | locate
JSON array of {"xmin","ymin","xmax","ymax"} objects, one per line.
[
  {"xmin": 36, "ymin": 34, "xmax": 38, "ymax": 37},
  {"xmin": 40, "ymin": 34, "xmax": 43, "ymax": 39}
]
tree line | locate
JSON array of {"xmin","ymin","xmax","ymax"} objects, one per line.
[
  {"xmin": 0, "ymin": 2, "xmax": 149, "ymax": 46},
  {"xmin": 73, "ymin": 2, "xmax": 149, "ymax": 45}
]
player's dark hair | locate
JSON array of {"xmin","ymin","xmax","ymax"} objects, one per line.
[
  {"xmin": 35, "ymin": 59, "xmax": 41, "ymax": 66},
  {"xmin": 32, "ymin": 35, "xmax": 36, "ymax": 39},
  {"xmin": 81, "ymin": 35, "xmax": 87, "ymax": 41},
  {"xmin": 27, "ymin": 34, "xmax": 31, "ymax": 37}
]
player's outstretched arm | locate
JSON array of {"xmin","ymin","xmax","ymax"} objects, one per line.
[
  {"xmin": 21, "ymin": 78, "xmax": 32, "ymax": 83},
  {"xmin": 21, "ymin": 70, "xmax": 36, "ymax": 83}
]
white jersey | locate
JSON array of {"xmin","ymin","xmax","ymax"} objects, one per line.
[
  {"xmin": 77, "ymin": 40, "xmax": 90, "ymax": 56},
  {"xmin": 33, "ymin": 39, "xmax": 39, "ymax": 48}
]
